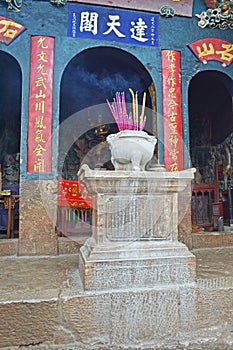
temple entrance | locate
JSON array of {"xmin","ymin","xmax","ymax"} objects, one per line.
[
  {"xmin": 189, "ymin": 70, "xmax": 233, "ymax": 232},
  {"xmin": 59, "ymin": 47, "xmax": 156, "ymax": 177},
  {"xmin": 57, "ymin": 46, "xmax": 156, "ymax": 236},
  {"xmin": 0, "ymin": 52, "xmax": 21, "ymax": 239}
]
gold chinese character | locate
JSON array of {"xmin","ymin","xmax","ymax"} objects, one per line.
[
  {"xmin": 168, "ymin": 111, "xmax": 177, "ymax": 122},
  {"xmin": 35, "ymin": 77, "xmax": 47, "ymax": 90},
  {"xmin": 167, "ymin": 76, "xmax": 176, "ymax": 87},
  {"xmin": 169, "ymin": 134, "xmax": 179, "ymax": 147},
  {"xmin": 0, "ymin": 19, "xmax": 22, "ymax": 39},
  {"xmin": 37, "ymin": 37, "xmax": 49, "ymax": 49},
  {"xmin": 33, "ymin": 158, "xmax": 45, "ymax": 172},
  {"xmin": 35, "ymin": 130, "xmax": 46, "ymax": 143},
  {"xmin": 168, "ymin": 87, "xmax": 176, "ymax": 99},
  {"xmin": 168, "ymin": 99, "xmax": 178, "ymax": 109},
  {"xmin": 168, "ymin": 122, "xmax": 177, "ymax": 134},
  {"xmin": 37, "ymin": 51, "xmax": 48, "ymax": 63},
  {"xmin": 167, "ymin": 63, "xmax": 176, "ymax": 75},
  {"xmin": 36, "ymin": 116, "xmax": 46, "ymax": 129},
  {"xmin": 169, "ymin": 148, "xmax": 179, "ymax": 161},
  {"xmin": 33, "ymin": 144, "xmax": 46, "ymax": 156},
  {"xmin": 196, "ymin": 43, "xmax": 214, "ymax": 58},
  {"xmin": 36, "ymin": 64, "xmax": 48, "ymax": 76},
  {"xmin": 170, "ymin": 162, "xmax": 178, "ymax": 172},
  {"xmin": 35, "ymin": 100, "xmax": 45, "ymax": 114},
  {"xmin": 216, "ymin": 44, "xmax": 233, "ymax": 63},
  {"xmin": 166, "ymin": 50, "xmax": 176, "ymax": 62},
  {"xmin": 35, "ymin": 89, "xmax": 46, "ymax": 99}
]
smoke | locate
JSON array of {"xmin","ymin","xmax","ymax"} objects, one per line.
[
  {"xmin": 61, "ymin": 67, "xmax": 150, "ymax": 118},
  {"xmin": 60, "ymin": 48, "xmax": 152, "ymax": 121}
]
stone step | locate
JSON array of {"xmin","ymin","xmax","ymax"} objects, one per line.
[{"xmin": 0, "ymin": 249, "xmax": 233, "ymax": 349}]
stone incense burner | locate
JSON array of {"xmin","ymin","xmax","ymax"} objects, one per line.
[{"xmin": 107, "ymin": 129, "xmax": 157, "ymax": 171}]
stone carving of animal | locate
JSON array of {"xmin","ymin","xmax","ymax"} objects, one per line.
[{"xmin": 107, "ymin": 131, "xmax": 157, "ymax": 171}]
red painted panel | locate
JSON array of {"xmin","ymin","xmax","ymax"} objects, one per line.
[
  {"xmin": 27, "ymin": 36, "xmax": 54, "ymax": 173},
  {"xmin": 0, "ymin": 16, "xmax": 25, "ymax": 45},
  {"xmin": 162, "ymin": 50, "xmax": 183, "ymax": 172},
  {"xmin": 188, "ymin": 38, "xmax": 233, "ymax": 67},
  {"xmin": 68, "ymin": 0, "xmax": 194, "ymax": 17},
  {"xmin": 57, "ymin": 180, "xmax": 92, "ymax": 209}
]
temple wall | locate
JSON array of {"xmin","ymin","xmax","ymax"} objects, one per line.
[
  {"xmin": 0, "ymin": 0, "xmax": 232, "ymax": 252},
  {"xmin": 0, "ymin": 2, "xmax": 232, "ymax": 349}
]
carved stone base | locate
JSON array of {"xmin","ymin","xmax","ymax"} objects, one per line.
[
  {"xmin": 79, "ymin": 239, "xmax": 196, "ymax": 290},
  {"xmin": 78, "ymin": 166, "xmax": 196, "ymax": 291}
]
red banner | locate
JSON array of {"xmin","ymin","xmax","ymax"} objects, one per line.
[
  {"xmin": 27, "ymin": 36, "xmax": 54, "ymax": 173},
  {"xmin": 0, "ymin": 16, "xmax": 25, "ymax": 45},
  {"xmin": 162, "ymin": 50, "xmax": 183, "ymax": 172},
  {"xmin": 188, "ymin": 39, "xmax": 233, "ymax": 67},
  {"xmin": 57, "ymin": 180, "xmax": 92, "ymax": 209}
]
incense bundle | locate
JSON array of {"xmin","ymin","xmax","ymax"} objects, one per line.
[{"xmin": 107, "ymin": 89, "xmax": 147, "ymax": 131}]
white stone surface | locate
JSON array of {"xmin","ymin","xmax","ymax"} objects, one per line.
[
  {"xmin": 107, "ymin": 130, "xmax": 157, "ymax": 171},
  {"xmin": 78, "ymin": 165, "xmax": 196, "ymax": 291}
]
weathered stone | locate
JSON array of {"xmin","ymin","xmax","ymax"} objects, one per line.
[
  {"xmin": 0, "ymin": 250, "xmax": 232, "ymax": 349},
  {"xmin": 78, "ymin": 165, "xmax": 196, "ymax": 291},
  {"xmin": 0, "ymin": 301, "xmax": 60, "ymax": 348},
  {"xmin": 58, "ymin": 237, "xmax": 82, "ymax": 255},
  {"xmin": 18, "ymin": 180, "xmax": 58, "ymax": 256},
  {"xmin": 192, "ymin": 231, "xmax": 233, "ymax": 249},
  {"xmin": 178, "ymin": 183, "xmax": 193, "ymax": 249},
  {"xmin": 0, "ymin": 238, "xmax": 17, "ymax": 256}
]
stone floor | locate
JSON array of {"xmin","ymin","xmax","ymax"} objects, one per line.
[
  {"xmin": 193, "ymin": 246, "xmax": 233, "ymax": 279},
  {"xmin": 1, "ymin": 246, "xmax": 232, "ymax": 302},
  {"xmin": 3, "ymin": 343, "xmax": 233, "ymax": 350},
  {"xmin": 0, "ymin": 246, "xmax": 232, "ymax": 350}
]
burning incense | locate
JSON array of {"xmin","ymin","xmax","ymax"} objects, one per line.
[
  {"xmin": 141, "ymin": 92, "xmax": 146, "ymax": 119},
  {"xmin": 107, "ymin": 90, "xmax": 147, "ymax": 131},
  {"xmin": 121, "ymin": 92, "xmax": 128, "ymax": 129},
  {"xmin": 107, "ymin": 98, "xmax": 122, "ymax": 130},
  {"xmin": 135, "ymin": 92, "xmax": 139, "ymax": 130},
  {"xmin": 128, "ymin": 112, "xmax": 133, "ymax": 130},
  {"xmin": 129, "ymin": 88, "xmax": 136, "ymax": 128}
]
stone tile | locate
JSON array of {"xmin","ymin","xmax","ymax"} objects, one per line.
[
  {"xmin": 18, "ymin": 180, "xmax": 58, "ymax": 256},
  {"xmin": 0, "ymin": 239, "xmax": 17, "ymax": 256}
]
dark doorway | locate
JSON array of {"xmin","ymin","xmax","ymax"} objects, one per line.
[
  {"xmin": 189, "ymin": 71, "xmax": 233, "ymax": 230},
  {"xmin": 0, "ymin": 51, "xmax": 21, "ymax": 190},
  {"xmin": 0, "ymin": 51, "xmax": 21, "ymax": 237},
  {"xmin": 57, "ymin": 47, "xmax": 155, "ymax": 237},
  {"xmin": 59, "ymin": 46, "xmax": 155, "ymax": 178}
]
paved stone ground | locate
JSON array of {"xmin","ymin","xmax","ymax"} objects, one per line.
[
  {"xmin": 0, "ymin": 246, "xmax": 233, "ymax": 350},
  {"xmin": 1, "ymin": 342, "xmax": 232, "ymax": 349},
  {"xmin": 1, "ymin": 246, "xmax": 233, "ymax": 302},
  {"xmin": 0, "ymin": 254, "xmax": 81, "ymax": 303},
  {"xmin": 193, "ymin": 246, "xmax": 233, "ymax": 279}
]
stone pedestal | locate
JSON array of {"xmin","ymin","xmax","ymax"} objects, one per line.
[
  {"xmin": 78, "ymin": 165, "xmax": 196, "ymax": 291},
  {"xmin": 18, "ymin": 180, "xmax": 58, "ymax": 256}
]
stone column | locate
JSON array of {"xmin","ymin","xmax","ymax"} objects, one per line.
[
  {"xmin": 78, "ymin": 165, "xmax": 196, "ymax": 291},
  {"xmin": 18, "ymin": 180, "xmax": 58, "ymax": 256}
]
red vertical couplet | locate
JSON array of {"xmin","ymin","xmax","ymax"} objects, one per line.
[
  {"xmin": 27, "ymin": 36, "xmax": 54, "ymax": 173},
  {"xmin": 162, "ymin": 50, "xmax": 183, "ymax": 172}
]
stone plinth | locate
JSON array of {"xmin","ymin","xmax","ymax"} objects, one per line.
[
  {"xmin": 78, "ymin": 165, "xmax": 196, "ymax": 290},
  {"xmin": 18, "ymin": 180, "xmax": 58, "ymax": 256}
]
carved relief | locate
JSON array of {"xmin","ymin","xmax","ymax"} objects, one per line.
[
  {"xmin": 196, "ymin": 0, "xmax": 233, "ymax": 29},
  {"xmin": 5, "ymin": 0, "xmax": 22, "ymax": 12},
  {"xmin": 50, "ymin": 0, "xmax": 67, "ymax": 5}
]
